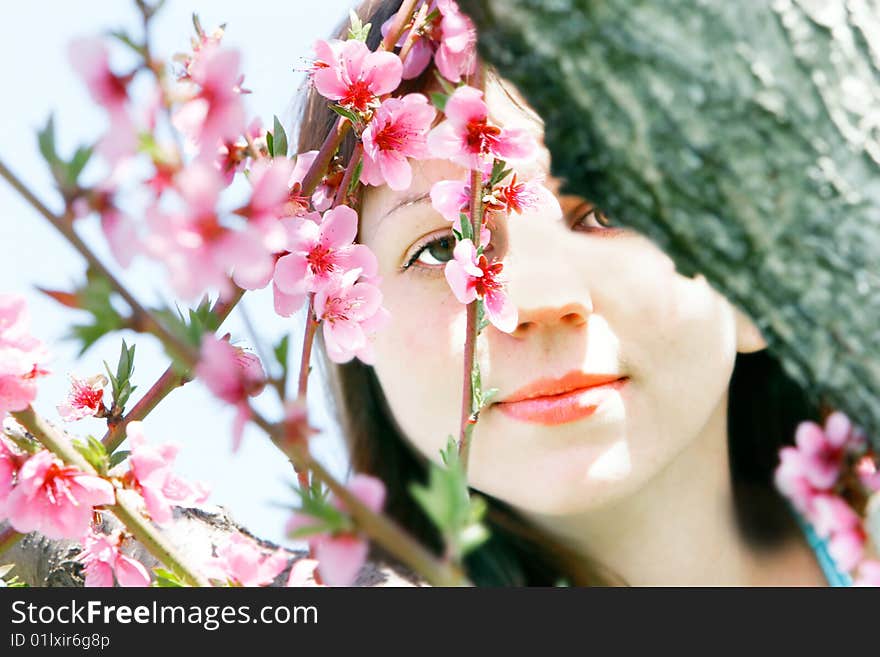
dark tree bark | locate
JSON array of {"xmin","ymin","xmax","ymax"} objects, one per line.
[{"xmin": 459, "ymin": 0, "xmax": 880, "ymax": 443}]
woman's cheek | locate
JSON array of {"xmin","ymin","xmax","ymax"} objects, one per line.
[{"xmin": 371, "ymin": 276, "xmax": 466, "ymax": 462}]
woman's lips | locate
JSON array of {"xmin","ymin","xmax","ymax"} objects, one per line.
[{"xmin": 495, "ymin": 377, "xmax": 628, "ymax": 426}]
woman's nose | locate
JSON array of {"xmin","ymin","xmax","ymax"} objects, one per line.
[{"xmin": 501, "ymin": 246, "xmax": 593, "ymax": 338}]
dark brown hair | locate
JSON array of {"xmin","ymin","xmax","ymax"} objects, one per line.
[{"xmin": 296, "ymin": 0, "xmax": 820, "ymax": 585}]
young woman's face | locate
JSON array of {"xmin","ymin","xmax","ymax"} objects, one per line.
[{"xmin": 357, "ymin": 79, "xmax": 765, "ymax": 516}]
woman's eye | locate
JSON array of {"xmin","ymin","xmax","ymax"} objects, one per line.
[
  {"xmin": 570, "ymin": 205, "xmax": 614, "ymax": 231},
  {"xmin": 405, "ymin": 234, "xmax": 456, "ymax": 269}
]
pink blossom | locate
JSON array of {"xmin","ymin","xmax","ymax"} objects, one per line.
[
  {"xmin": 4, "ymin": 450, "xmax": 115, "ymax": 540},
  {"xmin": 810, "ymin": 494, "xmax": 865, "ymax": 573},
  {"xmin": 381, "ymin": 1, "xmax": 477, "ymax": 83},
  {"xmin": 286, "ymin": 557, "xmax": 323, "ymax": 587},
  {"xmin": 0, "ymin": 295, "xmax": 50, "ymax": 415},
  {"xmin": 216, "ymin": 117, "xmax": 265, "ymax": 185},
  {"xmin": 194, "ymin": 335, "xmax": 266, "ymax": 451},
  {"xmin": 854, "ymin": 560, "xmax": 880, "ymax": 586},
  {"xmin": 273, "ymin": 205, "xmax": 378, "ymax": 308},
  {"xmin": 430, "ymin": 178, "xmax": 471, "ymax": 222},
  {"xmin": 361, "ymin": 94, "xmax": 436, "ymax": 191},
  {"xmin": 289, "ymin": 151, "xmax": 336, "ymax": 213},
  {"xmin": 68, "ymin": 37, "xmax": 130, "ymax": 113},
  {"xmin": 127, "ymin": 421, "xmax": 210, "ymax": 525},
  {"xmin": 172, "ymin": 44, "xmax": 247, "ymax": 157},
  {"xmin": 229, "ymin": 157, "xmax": 296, "ymax": 290},
  {"xmin": 444, "ymin": 238, "xmax": 517, "ymax": 333},
  {"xmin": 433, "ymin": 0, "xmax": 478, "ymax": 83},
  {"xmin": 312, "ymin": 39, "xmax": 403, "ymax": 114},
  {"xmin": 773, "ymin": 446, "xmax": 817, "ymax": 514},
  {"xmin": 287, "ymin": 474, "xmax": 386, "ymax": 587},
  {"xmin": 204, "ymin": 532, "xmax": 288, "ymax": 587},
  {"xmin": 855, "ymin": 454, "xmax": 880, "ymax": 492},
  {"xmin": 314, "ymin": 268, "xmax": 390, "ymax": 364},
  {"xmin": 793, "ymin": 414, "xmax": 851, "ymax": 490},
  {"xmin": 493, "ymin": 174, "xmax": 557, "ymax": 216},
  {"xmin": 57, "ymin": 374, "xmax": 107, "ymax": 422},
  {"xmin": 77, "ymin": 529, "xmax": 151, "ymax": 587},
  {"xmin": 427, "ymin": 86, "xmax": 537, "ymax": 170},
  {"xmin": 73, "ymin": 187, "xmax": 140, "ymax": 268},
  {"xmin": 0, "ymin": 437, "xmax": 21, "ymax": 516},
  {"xmin": 145, "ymin": 163, "xmax": 271, "ymax": 301}
]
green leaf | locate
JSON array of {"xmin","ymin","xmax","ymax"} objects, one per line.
[
  {"xmin": 347, "ymin": 160, "xmax": 363, "ymax": 195},
  {"xmin": 408, "ymin": 436, "xmax": 490, "ymax": 561},
  {"xmin": 288, "ymin": 479, "xmax": 350, "ymax": 538},
  {"xmin": 272, "ymin": 115, "xmax": 288, "ymax": 159},
  {"xmin": 475, "ymin": 299, "xmax": 487, "ymax": 333},
  {"xmin": 329, "ymin": 104, "xmax": 361, "ymax": 125},
  {"xmin": 73, "ymin": 436, "xmax": 109, "ymax": 475},
  {"xmin": 37, "ymin": 114, "xmax": 58, "ymax": 166},
  {"xmin": 432, "ymin": 68, "xmax": 456, "ymax": 95},
  {"xmin": 459, "ymin": 212, "xmax": 474, "ymax": 242},
  {"xmin": 430, "ymin": 92, "xmax": 449, "ymax": 112},
  {"xmin": 273, "ymin": 334, "xmax": 290, "ymax": 378},
  {"xmin": 488, "ymin": 159, "xmax": 511, "ymax": 187},
  {"xmin": 108, "ymin": 450, "xmax": 130, "ymax": 469},
  {"xmin": 65, "ymin": 145, "xmax": 93, "ymax": 186},
  {"xmin": 347, "ymin": 9, "xmax": 372, "ymax": 41},
  {"xmin": 266, "ymin": 130, "xmax": 275, "ymax": 157},
  {"xmin": 108, "ymin": 29, "xmax": 146, "ymax": 57},
  {"xmin": 152, "ymin": 567, "xmax": 186, "ymax": 588}
]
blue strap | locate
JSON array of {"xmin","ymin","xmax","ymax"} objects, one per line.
[{"xmin": 789, "ymin": 504, "xmax": 853, "ymax": 587}]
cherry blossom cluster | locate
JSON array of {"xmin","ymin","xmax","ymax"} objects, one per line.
[{"xmin": 775, "ymin": 411, "xmax": 880, "ymax": 585}]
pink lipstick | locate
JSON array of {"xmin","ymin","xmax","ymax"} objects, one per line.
[{"xmin": 495, "ymin": 372, "xmax": 628, "ymax": 426}]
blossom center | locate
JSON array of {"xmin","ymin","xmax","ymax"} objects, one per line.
[
  {"xmin": 307, "ymin": 245, "xmax": 337, "ymax": 277},
  {"xmin": 341, "ymin": 79, "xmax": 375, "ymax": 113},
  {"xmin": 464, "ymin": 119, "xmax": 500, "ymax": 154}
]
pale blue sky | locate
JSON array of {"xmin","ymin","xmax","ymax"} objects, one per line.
[{"xmin": 0, "ymin": 0, "xmax": 359, "ymax": 546}]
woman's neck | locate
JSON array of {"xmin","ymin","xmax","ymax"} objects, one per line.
[{"xmin": 520, "ymin": 394, "xmax": 826, "ymax": 586}]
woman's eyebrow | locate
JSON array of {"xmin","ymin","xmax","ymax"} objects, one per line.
[{"xmin": 380, "ymin": 191, "xmax": 432, "ymax": 221}]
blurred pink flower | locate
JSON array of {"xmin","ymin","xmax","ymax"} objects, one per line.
[
  {"xmin": 0, "ymin": 437, "xmax": 21, "ymax": 516},
  {"xmin": 854, "ymin": 560, "xmax": 880, "ymax": 586},
  {"xmin": 127, "ymin": 421, "xmax": 210, "ymax": 525},
  {"xmin": 205, "ymin": 532, "xmax": 288, "ymax": 587},
  {"xmin": 68, "ymin": 37, "xmax": 130, "ymax": 113},
  {"xmin": 312, "ymin": 39, "xmax": 403, "ymax": 113},
  {"xmin": 444, "ymin": 239, "xmax": 517, "ymax": 333},
  {"xmin": 195, "ymin": 335, "xmax": 266, "ymax": 451},
  {"xmin": 172, "ymin": 44, "xmax": 247, "ymax": 157},
  {"xmin": 427, "ymin": 86, "xmax": 536, "ymax": 170},
  {"xmin": 57, "ymin": 374, "xmax": 107, "ymax": 422},
  {"xmin": 773, "ymin": 446, "xmax": 817, "ymax": 514},
  {"xmin": 810, "ymin": 494, "xmax": 865, "ymax": 573},
  {"xmin": 145, "ymin": 163, "xmax": 274, "ymax": 301},
  {"xmin": 0, "ymin": 295, "xmax": 50, "ymax": 416},
  {"xmin": 362, "ymin": 94, "xmax": 436, "ymax": 191},
  {"xmin": 286, "ymin": 557, "xmax": 323, "ymax": 587},
  {"xmin": 314, "ymin": 268, "xmax": 390, "ymax": 364},
  {"xmin": 793, "ymin": 413, "xmax": 851, "ymax": 490},
  {"xmin": 287, "ymin": 474, "xmax": 386, "ymax": 587},
  {"xmin": 4, "ymin": 450, "xmax": 114, "ymax": 540},
  {"xmin": 77, "ymin": 529, "xmax": 151, "ymax": 587}
]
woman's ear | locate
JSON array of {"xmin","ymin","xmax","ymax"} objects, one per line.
[{"xmin": 733, "ymin": 304, "xmax": 767, "ymax": 354}]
